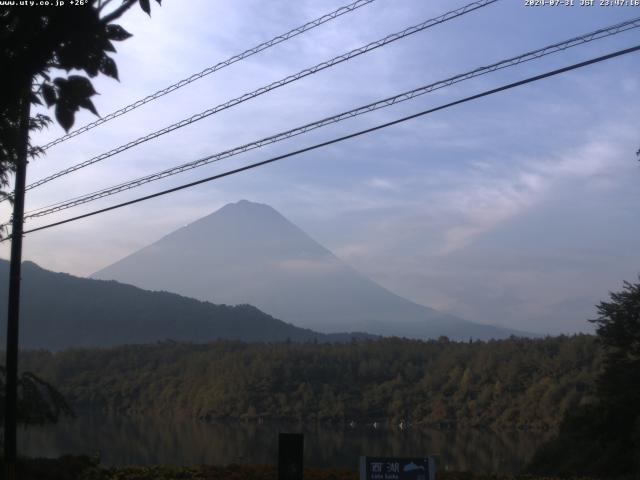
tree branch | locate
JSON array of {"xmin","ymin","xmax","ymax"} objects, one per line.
[
  {"xmin": 97, "ymin": 0, "xmax": 116, "ymax": 13},
  {"xmin": 100, "ymin": 0, "xmax": 137, "ymax": 24}
]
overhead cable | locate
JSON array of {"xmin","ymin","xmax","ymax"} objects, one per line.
[
  {"xmin": 39, "ymin": 0, "xmax": 378, "ymax": 151},
  {"xmin": 22, "ymin": 16, "xmax": 640, "ymax": 220},
  {"xmin": 14, "ymin": 0, "xmax": 498, "ymax": 198},
  {"xmin": 10, "ymin": 43, "xmax": 639, "ymax": 239}
]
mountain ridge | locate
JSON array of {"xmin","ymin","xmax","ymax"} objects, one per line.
[
  {"xmin": 0, "ymin": 259, "xmax": 372, "ymax": 350},
  {"xmin": 93, "ymin": 200, "xmax": 527, "ymax": 340}
]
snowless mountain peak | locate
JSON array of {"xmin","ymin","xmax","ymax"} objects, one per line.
[{"xmin": 92, "ymin": 201, "xmax": 526, "ymax": 340}]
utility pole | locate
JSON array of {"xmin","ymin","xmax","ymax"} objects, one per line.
[{"xmin": 4, "ymin": 85, "xmax": 31, "ymax": 480}]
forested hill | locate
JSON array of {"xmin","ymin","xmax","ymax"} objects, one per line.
[
  {"xmin": 21, "ymin": 335, "xmax": 600, "ymax": 431},
  {"xmin": 0, "ymin": 260, "xmax": 365, "ymax": 349}
]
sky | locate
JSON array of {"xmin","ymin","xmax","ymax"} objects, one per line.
[{"xmin": 1, "ymin": 0, "xmax": 639, "ymax": 335}]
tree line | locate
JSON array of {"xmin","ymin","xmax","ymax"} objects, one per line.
[
  {"xmin": 19, "ymin": 335, "xmax": 600, "ymax": 432},
  {"xmin": 528, "ymin": 280, "xmax": 640, "ymax": 478}
]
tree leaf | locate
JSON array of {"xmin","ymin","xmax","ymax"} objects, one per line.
[
  {"xmin": 55, "ymin": 103, "xmax": 75, "ymax": 132},
  {"xmin": 79, "ymin": 98, "xmax": 99, "ymax": 117},
  {"xmin": 99, "ymin": 56, "xmax": 119, "ymax": 80},
  {"xmin": 139, "ymin": 0, "xmax": 150, "ymax": 15},
  {"xmin": 106, "ymin": 24, "xmax": 133, "ymax": 41},
  {"xmin": 56, "ymin": 36, "xmax": 95, "ymax": 73},
  {"xmin": 66, "ymin": 75, "xmax": 97, "ymax": 98},
  {"xmin": 30, "ymin": 92, "xmax": 42, "ymax": 106},
  {"xmin": 29, "ymin": 114, "xmax": 52, "ymax": 132},
  {"xmin": 103, "ymin": 39, "xmax": 117, "ymax": 53},
  {"xmin": 42, "ymin": 84, "xmax": 57, "ymax": 107},
  {"xmin": 83, "ymin": 52, "xmax": 101, "ymax": 77}
]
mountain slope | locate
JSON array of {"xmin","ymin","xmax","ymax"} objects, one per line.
[
  {"xmin": 0, "ymin": 260, "xmax": 357, "ymax": 350},
  {"xmin": 92, "ymin": 200, "xmax": 523, "ymax": 340}
]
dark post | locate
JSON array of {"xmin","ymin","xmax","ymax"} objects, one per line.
[
  {"xmin": 278, "ymin": 433, "xmax": 304, "ymax": 480},
  {"xmin": 4, "ymin": 86, "xmax": 31, "ymax": 479}
]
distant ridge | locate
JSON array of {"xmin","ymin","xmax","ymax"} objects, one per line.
[
  {"xmin": 0, "ymin": 260, "xmax": 370, "ymax": 350},
  {"xmin": 92, "ymin": 200, "xmax": 527, "ymax": 340}
]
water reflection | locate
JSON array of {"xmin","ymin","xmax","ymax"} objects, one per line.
[{"xmin": 18, "ymin": 413, "xmax": 549, "ymax": 473}]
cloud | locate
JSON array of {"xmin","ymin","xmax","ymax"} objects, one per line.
[
  {"xmin": 365, "ymin": 177, "xmax": 398, "ymax": 190},
  {"xmin": 435, "ymin": 136, "xmax": 628, "ymax": 254},
  {"xmin": 2, "ymin": 0, "xmax": 639, "ymax": 337}
]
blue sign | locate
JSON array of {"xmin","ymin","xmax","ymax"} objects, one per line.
[{"xmin": 359, "ymin": 457, "xmax": 436, "ymax": 480}]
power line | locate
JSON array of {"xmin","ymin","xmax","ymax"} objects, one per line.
[
  {"xmin": 11, "ymin": 44, "xmax": 639, "ymax": 239},
  {"xmin": 13, "ymin": 0, "xmax": 498, "ymax": 198},
  {"xmin": 39, "ymin": 0, "xmax": 377, "ymax": 151},
  {"xmin": 21, "ymin": 16, "xmax": 640, "ymax": 220}
]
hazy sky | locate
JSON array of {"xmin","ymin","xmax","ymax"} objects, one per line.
[{"xmin": 2, "ymin": 0, "xmax": 639, "ymax": 335}]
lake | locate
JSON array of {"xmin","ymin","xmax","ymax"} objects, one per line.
[{"xmin": 18, "ymin": 413, "xmax": 549, "ymax": 473}]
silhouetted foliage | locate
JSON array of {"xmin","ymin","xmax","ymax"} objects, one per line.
[
  {"xmin": 0, "ymin": 365, "xmax": 72, "ymax": 426},
  {"xmin": 591, "ymin": 280, "xmax": 640, "ymax": 415},
  {"xmin": 20, "ymin": 335, "xmax": 600, "ymax": 431},
  {"xmin": 0, "ymin": 0, "xmax": 160, "ymax": 196},
  {"xmin": 528, "ymin": 279, "xmax": 640, "ymax": 478}
]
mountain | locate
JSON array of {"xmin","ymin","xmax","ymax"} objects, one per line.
[
  {"xmin": 92, "ymin": 200, "xmax": 523, "ymax": 340},
  {"xmin": 0, "ymin": 260, "xmax": 364, "ymax": 350}
]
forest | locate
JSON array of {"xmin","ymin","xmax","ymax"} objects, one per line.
[{"xmin": 19, "ymin": 335, "xmax": 600, "ymax": 432}]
